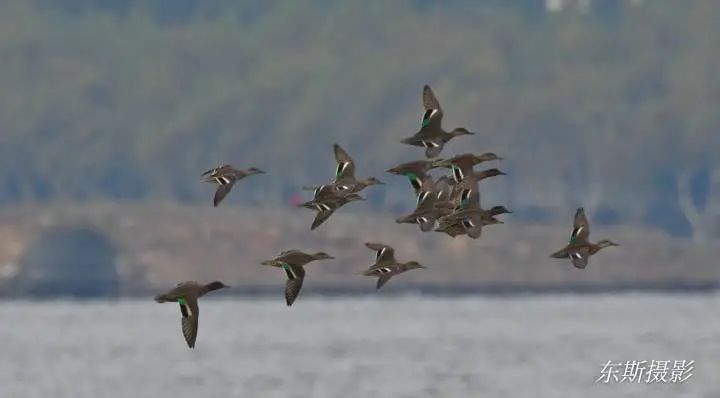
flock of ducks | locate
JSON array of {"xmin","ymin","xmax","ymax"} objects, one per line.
[{"xmin": 154, "ymin": 85, "xmax": 620, "ymax": 348}]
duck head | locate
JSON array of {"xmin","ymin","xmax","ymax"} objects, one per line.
[
  {"xmin": 312, "ymin": 252, "xmax": 335, "ymax": 260},
  {"xmin": 488, "ymin": 205, "xmax": 512, "ymax": 216},
  {"xmin": 477, "ymin": 168, "xmax": 507, "ymax": 179},
  {"xmin": 597, "ymin": 240, "xmax": 620, "ymax": 248},
  {"xmin": 404, "ymin": 261, "xmax": 427, "ymax": 270},
  {"xmin": 205, "ymin": 281, "xmax": 230, "ymax": 291},
  {"xmin": 475, "ymin": 152, "xmax": 503, "ymax": 162},
  {"xmin": 450, "ymin": 127, "xmax": 474, "ymax": 136},
  {"xmin": 246, "ymin": 167, "xmax": 265, "ymax": 175},
  {"xmin": 363, "ymin": 177, "xmax": 384, "ymax": 186}
]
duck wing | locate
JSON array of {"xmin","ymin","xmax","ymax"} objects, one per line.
[
  {"xmin": 283, "ymin": 264, "xmax": 306, "ymax": 306},
  {"xmin": 420, "ymin": 85, "xmax": 444, "ymax": 132},
  {"xmin": 364, "ymin": 243, "xmax": 397, "ymax": 267},
  {"xmin": 376, "ymin": 274, "xmax": 393, "ymax": 290},
  {"xmin": 570, "ymin": 208, "xmax": 590, "ymax": 243},
  {"xmin": 333, "ymin": 144, "xmax": 356, "ymax": 181},
  {"xmin": 178, "ymin": 297, "xmax": 199, "ymax": 348},
  {"xmin": 213, "ymin": 181, "xmax": 236, "ymax": 207},
  {"xmin": 568, "ymin": 247, "xmax": 590, "ymax": 269},
  {"xmin": 311, "ymin": 207, "xmax": 337, "ymax": 230}
]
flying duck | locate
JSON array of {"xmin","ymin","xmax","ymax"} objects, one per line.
[
  {"xmin": 261, "ymin": 250, "xmax": 334, "ymax": 305},
  {"xmin": 360, "ymin": 243, "xmax": 426, "ymax": 289},
  {"xmin": 401, "ymin": 85, "xmax": 475, "ymax": 158},
  {"xmin": 550, "ymin": 208, "xmax": 619, "ymax": 269},
  {"xmin": 154, "ymin": 281, "xmax": 229, "ymax": 348},
  {"xmin": 202, "ymin": 165, "xmax": 264, "ymax": 206}
]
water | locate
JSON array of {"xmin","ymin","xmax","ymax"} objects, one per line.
[{"xmin": 0, "ymin": 294, "xmax": 717, "ymax": 398}]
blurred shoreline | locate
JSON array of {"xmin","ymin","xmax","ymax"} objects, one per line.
[{"xmin": 0, "ymin": 203, "xmax": 717, "ymax": 297}]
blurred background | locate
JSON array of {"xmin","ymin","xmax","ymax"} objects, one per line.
[
  {"xmin": 0, "ymin": 0, "xmax": 717, "ymax": 296},
  {"xmin": 0, "ymin": 1, "xmax": 718, "ymax": 397}
]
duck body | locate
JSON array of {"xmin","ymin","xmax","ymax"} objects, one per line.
[
  {"xmin": 154, "ymin": 281, "xmax": 229, "ymax": 348},
  {"xmin": 299, "ymin": 193, "xmax": 364, "ymax": 230},
  {"xmin": 401, "ymin": 85, "xmax": 474, "ymax": 158},
  {"xmin": 202, "ymin": 165, "xmax": 264, "ymax": 206},
  {"xmin": 261, "ymin": 250, "xmax": 334, "ymax": 306},
  {"xmin": 360, "ymin": 243, "xmax": 426, "ymax": 289},
  {"xmin": 395, "ymin": 176, "xmax": 451, "ymax": 231},
  {"xmin": 550, "ymin": 208, "xmax": 620, "ymax": 269},
  {"xmin": 387, "ymin": 160, "xmax": 438, "ymax": 195}
]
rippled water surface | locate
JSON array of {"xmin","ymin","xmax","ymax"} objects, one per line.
[{"xmin": 0, "ymin": 294, "xmax": 717, "ymax": 398}]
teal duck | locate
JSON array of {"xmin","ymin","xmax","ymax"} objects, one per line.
[
  {"xmin": 386, "ymin": 160, "xmax": 438, "ymax": 194},
  {"xmin": 261, "ymin": 250, "xmax": 334, "ymax": 305},
  {"xmin": 395, "ymin": 177, "xmax": 451, "ymax": 231},
  {"xmin": 550, "ymin": 208, "xmax": 619, "ymax": 269},
  {"xmin": 361, "ymin": 243, "xmax": 426, "ymax": 289},
  {"xmin": 299, "ymin": 193, "xmax": 364, "ymax": 230},
  {"xmin": 154, "ymin": 281, "xmax": 229, "ymax": 348},
  {"xmin": 304, "ymin": 144, "xmax": 383, "ymax": 196},
  {"xmin": 401, "ymin": 85, "xmax": 474, "ymax": 158},
  {"xmin": 431, "ymin": 153, "xmax": 502, "ymax": 183},
  {"xmin": 436, "ymin": 205, "xmax": 511, "ymax": 239},
  {"xmin": 202, "ymin": 165, "xmax": 264, "ymax": 206},
  {"xmin": 450, "ymin": 168, "xmax": 506, "ymax": 185}
]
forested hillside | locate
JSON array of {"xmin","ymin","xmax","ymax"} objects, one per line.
[{"xmin": 0, "ymin": 0, "xmax": 718, "ymax": 239}]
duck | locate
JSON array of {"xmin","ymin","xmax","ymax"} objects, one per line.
[
  {"xmin": 395, "ymin": 177, "xmax": 451, "ymax": 231},
  {"xmin": 154, "ymin": 281, "xmax": 230, "ymax": 348},
  {"xmin": 445, "ymin": 168, "xmax": 506, "ymax": 186},
  {"xmin": 436, "ymin": 205, "xmax": 511, "ymax": 239},
  {"xmin": 550, "ymin": 208, "xmax": 620, "ymax": 269},
  {"xmin": 361, "ymin": 243, "xmax": 426, "ymax": 289},
  {"xmin": 401, "ymin": 85, "xmax": 474, "ymax": 158},
  {"xmin": 202, "ymin": 165, "xmax": 265, "ymax": 207},
  {"xmin": 304, "ymin": 144, "xmax": 383, "ymax": 196},
  {"xmin": 431, "ymin": 153, "xmax": 502, "ymax": 183},
  {"xmin": 299, "ymin": 193, "xmax": 364, "ymax": 230},
  {"xmin": 261, "ymin": 250, "xmax": 334, "ymax": 305},
  {"xmin": 441, "ymin": 168, "xmax": 505, "ymax": 209},
  {"xmin": 386, "ymin": 160, "xmax": 439, "ymax": 194}
]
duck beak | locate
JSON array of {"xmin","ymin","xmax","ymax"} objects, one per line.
[
  {"xmin": 419, "ymin": 265, "xmax": 428, "ymax": 269},
  {"xmin": 260, "ymin": 260, "xmax": 274, "ymax": 266}
]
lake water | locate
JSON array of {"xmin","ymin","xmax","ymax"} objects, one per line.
[{"xmin": 0, "ymin": 293, "xmax": 717, "ymax": 398}]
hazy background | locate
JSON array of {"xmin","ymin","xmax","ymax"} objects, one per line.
[
  {"xmin": 0, "ymin": 0, "xmax": 717, "ymax": 296},
  {"xmin": 0, "ymin": 1, "xmax": 718, "ymax": 397}
]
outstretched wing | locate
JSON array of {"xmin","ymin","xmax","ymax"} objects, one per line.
[
  {"xmin": 364, "ymin": 242, "xmax": 396, "ymax": 266},
  {"xmin": 376, "ymin": 274, "xmax": 392, "ymax": 290},
  {"xmin": 570, "ymin": 208, "xmax": 590, "ymax": 243},
  {"xmin": 213, "ymin": 181, "xmax": 235, "ymax": 207},
  {"xmin": 178, "ymin": 298, "xmax": 199, "ymax": 348},
  {"xmin": 311, "ymin": 208, "xmax": 336, "ymax": 230},
  {"xmin": 420, "ymin": 85, "xmax": 443, "ymax": 131},
  {"xmin": 568, "ymin": 247, "xmax": 590, "ymax": 269},
  {"xmin": 283, "ymin": 264, "xmax": 306, "ymax": 306},
  {"xmin": 333, "ymin": 144, "xmax": 356, "ymax": 181}
]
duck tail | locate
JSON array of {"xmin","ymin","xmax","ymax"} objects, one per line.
[{"xmin": 550, "ymin": 248, "xmax": 568, "ymax": 259}]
